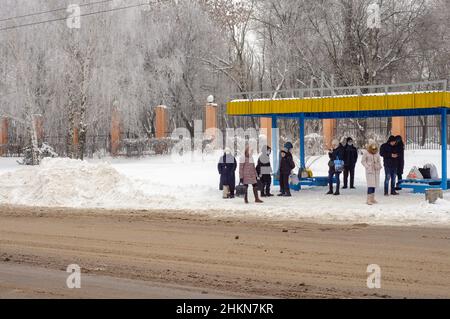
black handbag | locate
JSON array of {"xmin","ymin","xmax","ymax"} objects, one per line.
[
  {"xmin": 419, "ymin": 168, "xmax": 431, "ymax": 179},
  {"xmin": 235, "ymin": 183, "xmax": 247, "ymax": 197},
  {"xmin": 256, "ymin": 179, "xmax": 264, "ymax": 192}
]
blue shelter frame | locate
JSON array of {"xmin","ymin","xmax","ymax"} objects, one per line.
[{"xmin": 259, "ymin": 107, "xmax": 449, "ymax": 191}]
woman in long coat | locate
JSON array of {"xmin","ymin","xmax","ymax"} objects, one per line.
[
  {"xmin": 361, "ymin": 142, "xmax": 383, "ymax": 205},
  {"xmin": 218, "ymin": 148, "xmax": 237, "ymax": 198},
  {"xmin": 239, "ymin": 146, "xmax": 263, "ymax": 204}
]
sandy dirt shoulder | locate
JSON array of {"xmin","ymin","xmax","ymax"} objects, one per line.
[{"xmin": 0, "ymin": 205, "xmax": 449, "ymax": 298}]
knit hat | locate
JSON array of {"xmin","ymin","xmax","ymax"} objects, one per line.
[
  {"xmin": 284, "ymin": 142, "xmax": 293, "ymax": 150},
  {"xmin": 346, "ymin": 137, "xmax": 354, "ymax": 143},
  {"xmin": 388, "ymin": 135, "xmax": 396, "ymax": 143}
]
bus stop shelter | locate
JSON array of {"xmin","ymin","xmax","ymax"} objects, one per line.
[{"xmin": 227, "ymin": 80, "xmax": 450, "ymax": 192}]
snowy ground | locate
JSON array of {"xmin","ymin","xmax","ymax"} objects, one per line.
[{"xmin": 0, "ymin": 150, "xmax": 449, "ymax": 227}]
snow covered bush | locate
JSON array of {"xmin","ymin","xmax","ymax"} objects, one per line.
[{"xmin": 17, "ymin": 142, "xmax": 58, "ymax": 165}]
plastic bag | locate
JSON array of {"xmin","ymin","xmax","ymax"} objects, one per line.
[
  {"xmin": 407, "ymin": 166, "xmax": 423, "ymax": 179},
  {"xmin": 423, "ymin": 163, "xmax": 439, "ymax": 179},
  {"xmin": 334, "ymin": 156, "xmax": 344, "ymax": 173},
  {"xmin": 289, "ymin": 174, "xmax": 300, "ymax": 185}
]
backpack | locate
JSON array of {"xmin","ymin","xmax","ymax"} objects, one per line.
[{"xmin": 334, "ymin": 156, "xmax": 344, "ymax": 173}]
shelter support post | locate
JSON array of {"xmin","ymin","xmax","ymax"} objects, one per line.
[
  {"xmin": 441, "ymin": 108, "xmax": 448, "ymax": 190},
  {"xmin": 299, "ymin": 115, "xmax": 305, "ymax": 168},
  {"xmin": 272, "ymin": 116, "xmax": 278, "ymax": 176}
]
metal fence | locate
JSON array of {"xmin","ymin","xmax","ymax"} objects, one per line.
[{"xmin": 335, "ymin": 115, "xmax": 450, "ymax": 150}]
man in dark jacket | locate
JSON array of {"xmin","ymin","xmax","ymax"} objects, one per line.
[
  {"xmin": 394, "ymin": 135, "xmax": 405, "ymax": 190},
  {"xmin": 278, "ymin": 148, "xmax": 295, "ymax": 197},
  {"xmin": 343, "ymin": 137, "xmax": 358, "ymax": 189},
  {"xmin": 380, "ymin": 136, "xmax": 399, "ymax": 196},
  {"xmin": 327, "ymin": 139, "xmax": 345, "ymax": 195},
  {"xmin": 256, "ymin": 145, "xmax": 273, "ymax": 197},
  {"xmin": 218, "ymin": 148, "xmax": 237, "ymax": 198}
]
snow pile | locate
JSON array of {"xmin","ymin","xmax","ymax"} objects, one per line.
[{"xmin": 0, "ymin": 157, "xmax": 165, "ymax": 208}]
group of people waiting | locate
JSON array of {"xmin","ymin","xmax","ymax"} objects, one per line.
[
  {"xmin": 327, "ymin": 135, "xmax": 405, "ymax": 204},
  {"xmin": 218, "ymin": 134, "xmax": 405, "ymax": 205},
  {"xmin": 217, "ymin": 142, "xmax": 295, "ymax": 204},
  {"xmin": 326, "ymin": 137, "xmax": 358, "ymax": 195}
]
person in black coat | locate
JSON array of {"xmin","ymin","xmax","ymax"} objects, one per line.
[
  {"xmin": 380, "ymin": 136, "xmax": 399, "ymax": 196},
  {"xmin": 327, "ymin": 139, "xmax": 345, "ymax": 195},
  {"xmin": 278, "ymin": 149, "xmax": 295, "ymax": 197},
  {"xmin": 218, "ymin": 148, "xmax": 237, "ymax": 199},
  {"xmin": 394, "ymin": 135, "xmax": 405, "ymax": 190},
  {"xmin": 256, "ymin": 145, "xmax": 273, "ymax": 197},
  {"xmin": 343, "ymin": 137, "xmax": 358, "ymax": 189}
]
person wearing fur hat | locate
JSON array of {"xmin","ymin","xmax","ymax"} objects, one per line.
[
  {"xmin": 343, "ymin": 137, "xmax": 358, "ymax": 189},
  {"xmin": 239, "ymin": 145, "xmax": 263, "ymax": 204},
  {"xmin": 327, "ymin": 139, "xmax": 345, "ymax": 195},
  {"xmin": 380, "ymin": 135, "xmax": 399, "ymax": 196},
  {"xmin": 361, "ymin": 142, "xmax": 383, "ymax": 205},
  {"xmin": 218, "ymin": 147, "xmax": 237, "ymax": 199},
  {"xmin": 256, "ymin": 145, "xmax": 273, "ymax": 197}
]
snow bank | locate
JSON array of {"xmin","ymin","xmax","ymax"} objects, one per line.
[
  {"xmin": 0, "ymin": 158, "xmax": 167, "ymax": 208},
  {"xmin": 1, "ymin": 151, "xmax": 450, "ymax": 227}
]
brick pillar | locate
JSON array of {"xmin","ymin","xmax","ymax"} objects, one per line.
[
  {"xmin": 323, "ymin": 119, "xmax": 336, "ymax": 150},
  {"xmin": 33, "ymin": 114, "xmax": 44, "ymax": 146},
  {"xmin": 155, "ymin": 105, "xmax": 168, "ymax": 139},
  {"xmin": 0, "ymin": 116, "xmax": 9, "ymax": 156},
  {"xmin": 260, "ymin": 117, "xmax": 272, "ymax": 147},
  {"xmin": 205, "ymin": 103, "xmax": 217, "ymax": 137},
  {"xmin": 391, "ymin": 117, "xmax": 406, "ymax": 141},
  {"xmin": 111, "ymin": 106, "xmax": 121, "ymax": 156}
]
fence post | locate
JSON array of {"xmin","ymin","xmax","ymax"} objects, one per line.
[
  {"xmin": 391, "ymin": 117, "xmax": 406, "ymax": 142},
  {"xmin": 111, "ymin": 105, "xmax": 121, "ymax": 156},
  {"xmin": 205, "ymin": 100, "xmax": 217, "ymax": 139},
  {"xmin": 260, "ymin": 117, "xmax": 272, "ymax": 147},
  {"xmin": 0, "ymin": 116, "xmax": 9, "ymax": 156},
  {"xmin": 155, "ymin": 105, "xmax": 168, "ymax": 139},
  {"xmin": 323, "ymin": 119, "xmax": 336, "ymax": 150}
]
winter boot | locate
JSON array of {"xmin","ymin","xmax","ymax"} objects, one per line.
[
  {"xmin": 366, "ymin": 194, "xmax": 373, "ymax": 205},
  {"xmin": 244, "ymin": 188, "xmax": 249, "ymax": 204},
  {"xmin": 223, "ymin": 185, "xmax": 230, "ymax": 199},
  {"xmin": 391, "ymin": 191, "xmax": 399, "ymax": 196},
  {"xmin": 371, "ymin": 194, "xmax": 378, "ymax": 204},
  {"xmin": 326, "ymin": 185, "xmax": 334, "ymax": 195},
  {"xmin": 254, "ymin": 188, "xmax": 263, "ymax": 203}
]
